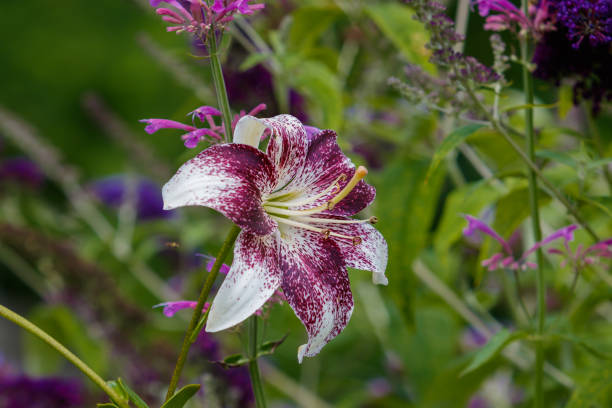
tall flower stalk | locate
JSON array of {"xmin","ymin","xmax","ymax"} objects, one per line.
[{"xmin": 519, "ymin": 0, "xmax": 545, "ymax": 404}]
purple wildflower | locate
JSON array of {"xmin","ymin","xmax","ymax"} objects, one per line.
[
  {"xmin": 0, "ymin": 157, "xmax": 44, "ymax": 189},
  {"xmin": 548, "ymin": 237, "xmax": 612, "ymax": 269},
  {"xmin": 89, "ymin": 176, "xmax": 170, "ymax": 220},
  {"xmin": 463, "ymin": 215, "xmax": 577, "ymax": 271},
  {"xmin": 0, "ymin": 373, "xmax": 84, "ymax": 408},
  {"xmin": 149, "ymin": 0, "xmax": 264, "ymax": 37},
  {"xmin": 555, "ymin": 0, "xmax": 612, "ymax": 48}
]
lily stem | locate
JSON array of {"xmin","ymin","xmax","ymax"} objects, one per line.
[
  {"xmin": 208, "ymin": 29, "xmax": 234, "ymax": 142},
  {"xmin": 164, "ymin": 224, "xmax": 241, "ymax": 401},
  {"xmin": 518, "ymin": 8, "xmax": 545, "ymax": 405},
  {"xmin": 248, "ymin": 315, "xmax": 267, "ymax": 408},
  {"xmin": 0, "ymin": 304, "xmax": 129, "ymax": 408}
]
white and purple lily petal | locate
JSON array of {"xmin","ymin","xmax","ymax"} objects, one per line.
[{"xmin": 162, "ymin": 113, "xmax": 387, "ymax": 361}]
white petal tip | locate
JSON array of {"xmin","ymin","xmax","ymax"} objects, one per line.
[
  {"xmin": 233, "ymin": 115, "xmax": 268, "ymax": 148},
  {"xmin": 297, "ymin": 345, "xmax": 306, "ymax": 364},
  {"xmin": 373, "ymin": 273, "xmax": 389, "ymax": 286}
]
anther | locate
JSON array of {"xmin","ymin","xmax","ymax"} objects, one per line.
[
  {"xmin": 368, "ymin": 216, "xmax": 379, "ymax": 224},
  {"xmin": 322, "ymin": 229, "xmax": 331, "ymax": 239},
  {"xmin": 327, "ymin": 166, "xmax": 368, "ymax": 211},
  {"xmin": 352, "ymin": 236, "xmax": 362, "ymax": 246}
]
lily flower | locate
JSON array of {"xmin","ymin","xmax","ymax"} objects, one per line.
[
  {"xmin": 463, "ymin": 215, "xmax": 577, "ymax": 271},
  {"xmin": 162, "ymin": 114, "xmax": 388, "ymax": 362}
]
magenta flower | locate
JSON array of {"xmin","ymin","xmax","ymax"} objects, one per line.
[
  {"xmin": 150, "ymin": 0, "xmax": 264, "ymax": 35},
  {"xmin": 473, "ymin": 0, "xmax": 555, "ymax": 38},
  {"xmin": 141, "ymin": 104, "xmax": 266, "ymax": 149},
  {"xmin": 162, "ymin": 114, "xmax": 388, "ymax": 362},
  {"xmin": 463, "ymin": 215, "xmax": 577, "ymax": 271},
  {"xmin": 548, "ymin": 238, "xmax": 612, "ymax": 269}
]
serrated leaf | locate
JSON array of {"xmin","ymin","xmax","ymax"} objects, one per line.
[
  {"xmin": 118, "ymin": 378, "xmax": 149, "ymax": 408},
  {"xmin": 365, "ymin": 3, "xmax": 433, "ymax": 71},
  {"xmin": 460, "ymin": 329, "xmax": 527, "ymax": 376},
  {"xmin": 566, "ymin": 365, "xmax": 612, "ymax": 407},
  {"xmin": 257, "ymin": 334, "xmax": 289, "ymax": 357},
  {"xmin": 161, "ymin": 384, "xmax": 201, "ymax": 408},
  {"xmin": 426, "ymin": 124, "xmax": 486, "ymax": 182}
]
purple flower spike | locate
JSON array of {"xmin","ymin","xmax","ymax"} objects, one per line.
[
  {"xmin": 522, "ymin": 224, "xmax": 578, "ymax": 259},
  {"xmin": 463, "ymin": 215, "xmax": 512, "ymax": 254},
  {"xmin": 190, "ymin": 105, "xmax": 222, "ymax": 122},
  {"xmin": 140, "ymin": 119, "xmax": 196, "ymax": 134}
]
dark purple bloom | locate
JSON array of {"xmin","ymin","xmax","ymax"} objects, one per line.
[
  {"xmin": 89, "ymin": 176, "xmax": 170, "ymax": 221},
  {"xmin": 0, "ymin": 157, "xmax": 44, "ymax": 189},
  {"xmin": 0, "ymin": 374, "xmax": 84, "ymax": 408},
  {"xmin": 555, "ymin": 0, "xmax": 612, "ymax": 48}
]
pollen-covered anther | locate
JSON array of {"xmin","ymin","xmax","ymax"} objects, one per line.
[
  {"xmin": 368, "ymin": 216, "xmax": 378, "ymax": 224},
  {"xmin": 322, "ymin": 229, "xmax": 331, "ymax": 239},
  {"xmin": 352, "ymin": 236, "xmax": 363, "ymax": 246},
  {"xmin": 327, "ymin": 166, "xmax": 368, "ymax": 211}
]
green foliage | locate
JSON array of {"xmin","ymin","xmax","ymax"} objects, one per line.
[
  {"xmin": 566, "ymin": 365, "xmax": 612, "ymax": 408},
  {"xmin": 161, "ymin": 384, "xmax": 201, "ymax": 408},
  {"xmin": 461, "ymin": 329, "xmax": 527, "ymax": 376}
]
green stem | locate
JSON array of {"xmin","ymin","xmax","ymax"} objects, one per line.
[
  {"xmin": 519, "ymin": 25, "xmax": 545, "ymax": 407},
  {"xmin": 0, "ymin": 304, "xmax": 129, "ymax": 408},
  {"xmin": 248, "ymin": 315, "xmax": 267, "ymax": 408},
  {"xmin": 208, "ymin": 30, "xmax": 234, "ymax": 143},
  {"xmin": 462, "ymin": 84, "xmax": 599, "ymax": 242},
  {"xmin": 164, "ymin": 225, "xmax": 241, "ymax": 401}
]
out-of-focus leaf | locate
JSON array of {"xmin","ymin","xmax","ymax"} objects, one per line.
[
  {"xmin": 425, "ymin": 124, "xmax": 485, "ymax": 182},
  {"xmin": 365, "ymin": 3, "xmax": 433, "ymax": 70},
  {"xmin": 578, "ymin": 196, "xmax": 612, "ymax": 218},
  {"xmin": 288, "ymin": 7, "xmax": 341, "ymax": 53},
  {"xmin": 161, "ymin": 384, "xmax": 201, "ymax": 408},
  {"xmin": 586, "ymin": 157, "xmax": 612, "ymax": 170},
  {"xmin": 469, "ymin": 128, "xmax": 522, "ymax": 172},
  {"xmin": 118, "ymin": 378, "xmax": 149, "ymax": 408},
  {"xmin": 434, "ymin": 180, "xmax": 502, "ymax": 254},
  {"xmin": 558, "ymin": 84, "xmax": 573, "ymax": 119},
  {"xmin": 290, "ymin": 60, "xmax": 342, "ymax": 129},
  {"xmin": 566, "ymin": 365, "xmax": 612, "ymax": 408},
  {"xmin": 501, "ymin": 102, "xmax": 558, "ymax": 112},
  {"xmin": 549, "ymin": 333, "xmax": 612, "ymax": 360},
  {"xmin": 24, "ymin": 305, "xmax": 108, "ymax": 376},
  {"xmin": 536, "ymin": 149, "xmax": 579, "ymax": 169},
  {"xmin": 460, "ymin": 329, "xmax": 527, "ymax": 376},
  {"xmin": 97, "ymin": 404, "xmax": 119, "ymax": 408},
  {"xmin": 239, "ymin": 53, "xmax": 270, "ymax": 71}
]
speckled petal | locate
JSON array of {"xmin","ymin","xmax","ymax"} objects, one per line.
[
  {"xmin": 278, "ymin": 226, "xmax": 354, "ymax": 362},
  {"xmin": 289, "ymin": 130, "xmax": 376, "ymax": 216},
  {"xmin": 233, "ymin": 115, "xmax": 267, "ymax": 148},
  {"xmin": 206, "ymin": 230, "xmax": 282, "ymax": 332},
  {"xmin": 162, "ymin": 144, "xmax": 277, "ymax": 235},
  {"xmin": 263, "ymin": 115, "xmax": 309, "ymax": 190}
]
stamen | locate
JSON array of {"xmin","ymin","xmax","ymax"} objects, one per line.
[
  {"xmin": 291, "ymin": 216, "xmax": 372, "ymax": 225},
  {"xmin": 268, "ymin": 215, "xmax": 358, "ymax": 242},
  {"xmin": 264, "ymin": 174, "xmax": 346, "ymax": 207},
  {"xmin": 369, "ymin": 216, "xmax": 378, "ymax": 224},
  {"xmin": 327, "ymin": 166, "xmax": 368, "ymax": 210},
  {"xmin": 352, "ymin": 237, "xmax": 362, "ymax": 245}
]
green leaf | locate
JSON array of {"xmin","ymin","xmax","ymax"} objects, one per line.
[
  {"xmin": 289, "ymin": 60, "xmax": 342, "ymax": 129},
  {"xmin": 536, "ymin": 149, "xmax": 579, "ymax": 169},
  {"xmin": 566, "ymin": 365, "xmax": 612, "ymax": 408},
  {"xmin": 257, "ymin": 334, "xmax": 289, "ymax": 357},
  {"xmin": 97, "ymin": 404, "xmax": 120, "ymax": 408},
  {"xmin": 578, "ymin": 196, "xmax": 612, "ymax": 218},
  {"xmin": 425, "ymin": 124, "xmax": 485, "ymax": 182},
  {"xmin": 106, "ymin": 380, "xmax": 128, "ymax": 402},
  {"xmin": 288, "ymin": 7, "xmax": 341, "ymax": 54},
  {"xmin": 460, "ymin": 329, "xmax": 527, "ymax": 376},
  {"xmin": 549, "ymin": 333, "xmax": 612, "ymax": 360},
  {"xmin": 239, "ymin": 53, "xmax": 270, "ymax": 71},
  {"xmin": 501, "ymin": 102, "xmax": 558, "ymax": 113},
  {"xmin": 214, "ymin": 353, "xmax": 251, "ymax": 368},
  {"xmin": 161, "ymin": 384, "xmax": 201, "ymax": 408},
  {"xmin": 365, "ymin": 3, "xmax": 433, "ymax": 71},
  {"xmin": 558, "ymin": 84, "xmax": 573, "ymax": 120},
  {"xmin": 118, "ymin": 378, "xmax": 149, "ymax": 408},
  {"xmin": 585, "ymin": 157, "xmax": 612, "ymax": 171}
]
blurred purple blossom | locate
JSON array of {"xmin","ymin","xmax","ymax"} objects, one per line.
[
  {"xmin": 150, "ymin": 0, "xmax": 264, "ymax": 37},
  {"xmin": 0, "ymin": 157, "xmax": 44, "ymax": 189},
  {"xmin": 367, "ymin": 377, "xmax": 392, "ymax": 398},
  {"xmin": 555, "ymin": 0, "xmax": 612, "ymax": 48},
  {"xmin": 0, "ymin": 372, "xmax": 84, "ymax": 408},
  {"xmin": 89, "ymin": 176, "xmax": 170, "ymax": 221},
  {"xmin": 463, "ymin": 215, "xmax": 577, "ymax": 271},
  {"xmin": 548, "ymin": 237, "xmax": 612, "ymax": 268}
]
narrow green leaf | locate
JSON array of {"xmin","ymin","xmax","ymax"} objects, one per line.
[
  {"xmin": 550, "ymin": 333, "xmax": 612, "ymax": 360},
  {"xmin": 585, "ymin": 157, "xmax": 612, "ymax": 170},
  {"xmin": 118, "ymin": 378, "xmax": 149, "ymax": 408},
  {"xmin": 536, "ymin": 149, "xmax": 578, "ymax": 169},
  {"xmin": 566, "ymin": 365, "xmax": 612, "ymax": 407},
  {"xmin": 97, "ymin": 404, "xmax": 119, "ymax": 408},
  {"xmin": 239, "ymin": 53, "xmax": 270, "ymax": 71},
  {"xmin": 106, "ymin": 380, "xmax": 128, "ymax": 402},
  {"xmin": 214, "ymin": 353, "xmax": 251, "ymax": 368},
  {"xmin": 501, "ymin": 102, "xmax": 558, "ymax": 113},
  {"xmin": 161, "ymin": 384, "xmax": 201, "ymax": 408},
  {"xmin": 257, "ymin": 334, "xmax": 289, "ymax": 357},
  {"xmin": 460, "ymin": 329, "xmax": 527, "ymax": 376},
  {"xmin": 578, "ymin": 196, "xmax": 612, "ymax": 218},
  {"xmin": 426, "ymin": 124, "xmax": 486, "ymax": 182}
]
